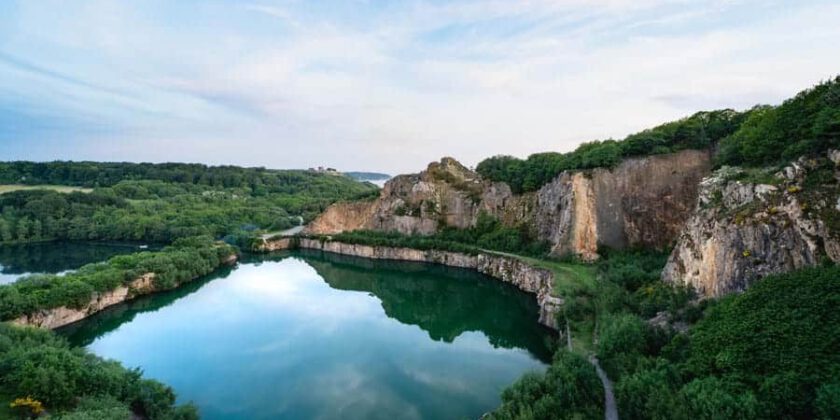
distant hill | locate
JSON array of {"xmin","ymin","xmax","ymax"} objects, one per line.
[{"xmin": 345, "ymin": 172, "xmax": 391, "ymax": 182}]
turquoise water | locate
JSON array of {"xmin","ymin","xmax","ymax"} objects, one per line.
[
  {"xmin": 0, "ymin": 241, "xmax": 155, "ymax": 285},
  {"xmin": 59, "ymin": 251, "xmax": 554, "ymax": 420}
]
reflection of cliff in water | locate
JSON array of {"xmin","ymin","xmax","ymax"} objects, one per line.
[
  {"xmin": 298, "ymin": 250, "xmax": 555, "ymax": 362},
  {"xmin": 58, "ymin": 266, "xmax": 235, "ymax": 347}
]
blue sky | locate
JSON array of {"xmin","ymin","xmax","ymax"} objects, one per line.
[{"xmin": 1, "ymin": 0, "xmax": 839, "ymax": 174}]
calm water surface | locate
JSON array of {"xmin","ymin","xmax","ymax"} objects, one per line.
[
  {"xmin": 59, "ymin": 251, "xmax": 554, "ymax": 420},
  {"xmin": 0, "ymin": 241, "xmax": 154, "ymax": 285}
]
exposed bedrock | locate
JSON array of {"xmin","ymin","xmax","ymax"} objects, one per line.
[
  {"xmin": 307, "ymin": 150, "xmax": 711, "ymax": 260},
  {"xmin": 663, "ymin": 152, "xmax": 840, "ymax": 297}
]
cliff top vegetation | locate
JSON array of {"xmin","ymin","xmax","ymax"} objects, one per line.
[{"xmin": 477, "ymin": 77, "xmax": 840, "ymax": 193}]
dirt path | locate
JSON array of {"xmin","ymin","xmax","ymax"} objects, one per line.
[{"xmin": 589, "ymin": 356, "xmax": 618, "ymax": 420}]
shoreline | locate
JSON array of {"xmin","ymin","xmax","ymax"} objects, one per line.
[{"xmin": 257, "ymin": 236, "xmax": 563, "ymax": 330}]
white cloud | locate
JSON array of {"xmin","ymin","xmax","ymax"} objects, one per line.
[{"xmin": 2, "ymin": 0, "xmax": 839, "ymax": 173}]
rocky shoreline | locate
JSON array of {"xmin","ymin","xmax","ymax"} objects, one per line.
[
  {"xmin": 256, "ymin": 236, "xmax": 563, "ymax": 330},
  {"xmin": 13, "ymin": 254, "xmax": 238, "ymax": 329}
]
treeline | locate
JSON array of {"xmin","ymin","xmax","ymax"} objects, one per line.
[
  {"xmin": 477, "ymin": 109, "xmax": 749, "ymax": 193},
  {"xmin": 718, "ymin": 76, "xmax": 840, "ymax": 166},
  {"xmin": 0, "ymin": 236, "xmax": 236, "ymax": 321},
  {"xmin": 0, "ymin": 178, "xmax": 376, "ymax": 245},
  {"xmin": 492, "ymin": 253, "xmax": 840, "ymax": 419},
  {"xmin": 0, "ymin": 323, "xmax": 198, "ymax": 419},
  {"xmin": 0, "ymin": 160, "xmax": 358, "ymax": 192},
  {"xmin": 327, "ymin": 212, "xmax": 551, "ymax": 257},
  {"xmin": 478, "ymin": 76, "xmax": 840, "ymax": 193}
]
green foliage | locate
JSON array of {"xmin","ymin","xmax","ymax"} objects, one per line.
[
  {"xmin": 478, "ymin": 109, "xmax": 748, "ymax": 193},
  {"xmin": 329, "ymin": 212, "xmax": 551, "ymax": 257},
  {"xmin": 0, "ymin": 323, "xmax": 194, "ymax": 418},
  {"xmin": 816, "ymin": 382, "xmax": 840, "ymax": 420},
  {"xmin": 611, "ymin": 265, "xmax": 840, "ymax": 419},
  {"xmin": 0, "ymin": 165, "xmax": 376, "ymax": 245},
  {"xmin": 489, "ymin": 350, "xmax": 604, "ymax": 419},
  {"xmin": 0, "ymin": 236, "xmax": 236, "ymax": 320},
  {"xmin": 718, "ymin": 77, "xmax": 840, "ymax": 166},
  {"xmin": 597, "ymin": 248, "xmax": 669, "ymax": 291},
  {"xmin": 596, "ymin": 313, "xmax": 648, "ymax": 379},
  {"xmin": 685, "ymin": 265, "xmax": 840, "ymax": 418}
]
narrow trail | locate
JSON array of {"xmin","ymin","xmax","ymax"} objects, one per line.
[
  {"xmin": 589, "ymin": 355, "xmax": 618, "ymax": 420},
  {"xmin": 567, "ymin": 317, "xmax": 618, "ymax": 420}
]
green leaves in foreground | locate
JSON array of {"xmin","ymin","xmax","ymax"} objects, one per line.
[{"xmin": 490, "ymin": 350, "xmax": 604, "ymax": 420}]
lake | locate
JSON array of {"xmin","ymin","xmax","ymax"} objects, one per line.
[
  {"xmin": 0, "ymin": 241, "xmax": 156, "ymax": 285},
  {"xmin": 58, "ymin": 250, "xmax": 554, "ymax": 419}
]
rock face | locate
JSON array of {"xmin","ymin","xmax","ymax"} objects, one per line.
[
  {"xmin": 253, "ymin": 236, "xmax": 294, "ymax": 252},
  {"xmin": 13, "ymin": 273, "xmax": 157, "ymax": 329},
  {"xmin": 663, "ymin": 153, "xmax": 840, "ymax": 297},
  {"xmin": 297, "ymin": 238, "xmax": 562, "ymax": 330},
  {"xmin": 306, "ymin": 157, "xmax": 527, "ymax": 236},
  {"xmin": 535, "ymin": 149, "xmax": 712, "ymax": 259},
  {"xmin": 307, "ymin": 150, "xmax": 711, "ymax": 260}
]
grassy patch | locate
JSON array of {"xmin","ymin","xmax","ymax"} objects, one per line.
[{"xmin": 0, "ymin": 184, "xmax": 93, "ymax": 194}]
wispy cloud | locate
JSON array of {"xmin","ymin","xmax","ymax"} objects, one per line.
[{"xmin": 0, "ymin": 0, "xmax": 838, "ymax": 172}]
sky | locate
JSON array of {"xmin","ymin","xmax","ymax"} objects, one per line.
[{"xmin": 1, "ymin": 0, "xmax": 839, "ymax": 175}]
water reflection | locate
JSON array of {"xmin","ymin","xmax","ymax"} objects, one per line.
[
  {"xmin": 0, "ymin": 241, "xmax": 156, "ymax": 284},
  {"xmin": 59, "ymin": 251, "xmax": 553, "ymax": 420}
]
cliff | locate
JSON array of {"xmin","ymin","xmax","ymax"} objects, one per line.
[
  {"xmin": 306, "ymin": 157, "xmax": 528, "ymax": 236},
  {"xmin": 307, "ymin": 150, "xmax": 711, "ymax": 260},
  {"xmin": 662, "ymin": 151, "xmax": 840, "ymax": 297}
]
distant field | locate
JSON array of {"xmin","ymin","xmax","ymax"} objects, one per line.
[{"xmin": 0, "ymin": 184, "xmax": 93, "ymax": 194}]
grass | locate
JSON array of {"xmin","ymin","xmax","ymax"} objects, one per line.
[
  {"xmin": 512, "ymin": 255, "xmax": 597, "ymax": 297},
  {"xmin": 0, "ymin": 184, "xmax": 93, "ymax": 194},
  {"xmin": 483, "ymin": 250, "xmax": 599, "ymax": 354}
]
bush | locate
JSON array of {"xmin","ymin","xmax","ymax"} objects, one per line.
[
  {"xmin": 0, "ymin": 324, "xmax": 193, "ymax": 418},
  {"xmin": 718, "ymin": 77, "xmax": 840, "ymax": 166},
  {"xmin": 490, "ymin": 350, "xmax": 604, "ymax": 419}
]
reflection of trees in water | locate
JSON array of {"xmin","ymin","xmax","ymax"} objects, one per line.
[
  {"xmin": 58, "ymin": 266, "xmax": 235, "ymax": 347},
  {"xmin": 59, "ymin": 251, "xmax": 554, "ymax": 363},
  {"xmin": 0, "ymin": 241, "xmax": 158, "ymax": 275},
  {"xmin": 300, "ymin": 250, "xmax": 555, "ymax": 362}
]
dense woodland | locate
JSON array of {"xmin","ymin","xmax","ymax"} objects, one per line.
[
  {"xmin": 491, "ymin": 254, "xmax": 840, "ymax": 419},
  {"xmin": 478, "ymin": 77, "xmax": 840, "ymax": 193},
  {"xmin": 0, "ymin": 167, "xmax": 377, "ymax": 246}
]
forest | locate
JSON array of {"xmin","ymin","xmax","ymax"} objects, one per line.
[
  {"xmin": 490, "ymin": 253, "xmax": 840, "ymax": 419},
  {"xmin": 0, "ymin": 168, "xmax": 377, "ymax": 246},
  {"xmin": 477, "ymin": 77, "xmax": 840, "ymax": 193}
]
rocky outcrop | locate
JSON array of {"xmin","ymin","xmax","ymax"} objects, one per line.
[
  {"xmin": 306, "ymin": 151, "xmax": 710, "ymax": 260},
  {"xmin": 536, "ymin": 149, "xmax": 712, "ymax": 260},
  {"xmin": 306, "ymin": 157, "xmax": 530, "ymax": 236},
  {"xmin": 253, "ymin": 236, "xmax": 294, "ymax": 252},
  {"xmin": 305, "ymin": 201, "xmax": 378, "ymax": 235},
  {"xmin": 297, "ymin": 238, "xmax": 563, "ymax": 330},
  {"xmin": 663, "ymin": 153, "xmax": 840, "ymax": 297},
  {"xmin": 13, "ymin": 273, "xmax": 157, "ymax": 329}
]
